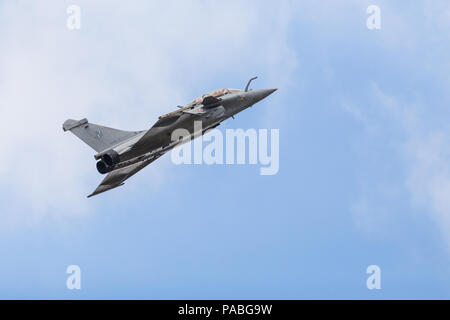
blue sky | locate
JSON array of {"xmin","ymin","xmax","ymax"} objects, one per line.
[{"xmin": 1, "ymin": 1, "xmax": 450, "ymax": 299}]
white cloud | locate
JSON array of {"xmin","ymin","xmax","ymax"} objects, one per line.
[
  {"xmin": 0, "ymin": 1, "xmax": 297, "ymax": 229},
  {"xmin": 325, "ymin": 0, "xmax": 450, "ymax": 250},
  {"xmin": 371, "ymin": 84, "xmax": 450, "ymax": 247},
  {"xmin": 405, "ymin": 133, "xmax": 450, "ymax": 243},
  {"xmin": 345, "ymin": 82, "xmax": 450, "ymax": 250}
]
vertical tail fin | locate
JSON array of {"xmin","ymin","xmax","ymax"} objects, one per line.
[{"xmin": 63, "ymin": 118, "xmax": 142, "ymax": 153}]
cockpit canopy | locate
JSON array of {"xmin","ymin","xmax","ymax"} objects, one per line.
[
  {"xmin": 159, "ymin": 88, "xmax": 242, "ymax": 120},
  {"xmin": 188, "ymin": 88, "xmax": 241, "ymax": 107}
]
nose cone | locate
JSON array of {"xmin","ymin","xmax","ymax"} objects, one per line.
[{"xmin": 249, "ymin": 88, "xmax": 278, "ymax": 104}]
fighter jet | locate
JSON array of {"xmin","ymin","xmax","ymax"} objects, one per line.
[{"xmin": 63, "ymin": 77, "xmax": 277, "ymax": 197}]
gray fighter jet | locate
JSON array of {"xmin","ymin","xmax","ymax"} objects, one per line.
[{"xmin": 63, "ymin": 77, "xmax": 276, "ymax": 197}]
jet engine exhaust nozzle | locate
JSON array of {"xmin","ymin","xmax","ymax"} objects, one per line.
[
  {"xmin": 96, "ymin": 160, "xmax": 111, "ymax": 174},
  {"xmin": 102, "ymin": 150, "xmax": 120, "ymax": 166}
]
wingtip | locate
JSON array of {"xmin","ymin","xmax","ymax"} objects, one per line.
[{"xmin": 87, "ymin": 182, "xmax": 125, "ymax": 198}]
